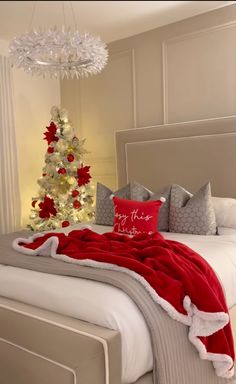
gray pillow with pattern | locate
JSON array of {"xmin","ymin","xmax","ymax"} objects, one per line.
[
  {"xmin": 130, "ymin": 181, "xmax": 153, "ymax": 201},
  {"xmin": 169, "ymin": 182, "xmax": 217, "ymax": 235},
  {"xmin": 95, "ymin": 182, "xmax": 131, "ymax": 225},
  {"xmin": 149, "ymin": 185, "xmax": 171, "ymax": 232}
]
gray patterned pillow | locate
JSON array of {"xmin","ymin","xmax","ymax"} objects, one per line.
[
  {"xmin": 130, "ymin": 181, "xmax": 153, "ymax": 201},
  {"xmin": 95, "ymin": 183, "xmax": 131, "ymax": 225},
  {"xmin": 169, "ymin": 182, "xmax": 217, "ymax": 235},
  {"xmin": 131, "ymin": 182, "xmax": 171, "ymax": 232},
  {"xmin": 149, "ymin": 185, "xmax": 171, "ymax": 232}
]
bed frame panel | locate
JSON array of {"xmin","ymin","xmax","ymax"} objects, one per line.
[
  {"xmin": 0, "ymin": 296, "xmax": 153, "ymax": 384},
  {"xmin": 0, "ymin": 296, "xmax": 121, "ymax": 384},
  {"xmin": 116, "ymin": 115, "xmax": 236, "ymax": 197}
]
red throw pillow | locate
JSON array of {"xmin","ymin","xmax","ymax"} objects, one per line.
[{"xmin": 112, "ymin": 196, "xmax": 163, "ymax": 236}]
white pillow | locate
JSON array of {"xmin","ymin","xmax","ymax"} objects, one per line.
[{"xmin": 212, "ymin": 197, "xmax": 236, "ymax": 228}]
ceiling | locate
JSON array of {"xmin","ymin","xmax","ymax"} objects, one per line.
[{"xmin": 0, "ymin": 1, "xmax": 235, "ymax": 43}]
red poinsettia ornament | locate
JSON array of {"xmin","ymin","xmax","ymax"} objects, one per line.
[
  {"xmin": 77, "ymin": 166, "xmax": 91, "ymax": 187},
  {"xmin": 44, "ymin": 122, "xmax": 59, "ymax": 145},
  {"xmin": 39, "ymin": 195, "xmax": 57, "ymax": 219}
]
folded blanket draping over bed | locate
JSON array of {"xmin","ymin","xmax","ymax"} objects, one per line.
[{"xmin": 13, "ymin": 228, "xmax": 235, "ymax": 378}]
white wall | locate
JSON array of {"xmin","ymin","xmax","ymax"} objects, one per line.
[{"xmin": 0, "ymin": 39, "xmax": 60, "ymax": 228}]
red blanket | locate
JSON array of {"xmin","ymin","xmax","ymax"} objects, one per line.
[{"xmin": 13, "ymin": 228, "xmax": 235, "ymax": 378}]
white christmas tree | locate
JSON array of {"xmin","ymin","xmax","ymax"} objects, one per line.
[{"xmin": 28, "ymin": 106, "xmax": 94, "ymax": 231}]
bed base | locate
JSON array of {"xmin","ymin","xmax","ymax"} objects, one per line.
[
  {"xmin": 1, "ymin": 296, "xmax": 236, "ymax": 384},
  {"xmin": 0, "ymin": 296, "xmax": 123, "ymax": 384}
]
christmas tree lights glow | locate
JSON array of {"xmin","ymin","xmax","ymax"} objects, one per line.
[{"xmin": 28, "ymin": 106, "xmax": 94, "ymax": 231}]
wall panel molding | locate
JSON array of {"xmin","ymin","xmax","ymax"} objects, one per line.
[
  {"xmin": 78, "ymin": 48, "xmax": 137, "ymax": 140},
  {"xmin": 106, "ymin": 49, "xmax": 137, "ymax": 128},
  {"xmin": 162, "ymin": 21, "xmax": 236, "ymax": 124},
  {"xmin": 77, "ymin": 49, "xmax": 137, "ymax": 188}
]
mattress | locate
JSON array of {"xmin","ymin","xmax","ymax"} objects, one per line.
[{"xmin": 1, "ymin": 224, "xmax": 236, "ymax": 383}]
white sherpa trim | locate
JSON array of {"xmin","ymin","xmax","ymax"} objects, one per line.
[
  {"xmin": 188, "ymin": 326, "xmax": 234, "ymax": 377},
  {"xmin": 109, "ymin": 194, "xmax": 114, "ymax": 200},
  {"xmin": 13, "ymin": 234, "xmax": 59, "ymax": 257},
  {"xmin": 13, "ymin": 234, "xmax": 234, "ymax": 379},
  {"xmin": 183, "ymin": 297, "xmax": 229, "ymax": 336},
  {"xmin": 160, "ymin": 196, "xmax": 166, "ymax": 203}
]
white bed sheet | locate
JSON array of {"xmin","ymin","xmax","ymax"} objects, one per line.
[{"xmin": 1, "ymin": 224, "xmax": 236, "ymax": 383}]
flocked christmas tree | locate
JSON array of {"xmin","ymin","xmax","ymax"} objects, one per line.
[{"xmin": 28, "ymin": 106, "xmax": 94, "ymax": 231}]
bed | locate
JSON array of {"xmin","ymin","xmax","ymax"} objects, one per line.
[{"xmin": 1, "ymin": 115, "xmax": 236, "ymax": 384}]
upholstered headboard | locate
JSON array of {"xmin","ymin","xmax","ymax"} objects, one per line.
[{"xmin": 116, "ymin": 116, "xmax": 236, "ymax": 198}]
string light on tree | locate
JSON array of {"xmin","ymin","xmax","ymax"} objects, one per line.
[{"xmin": 28, "ymin": 106, "xmax": 94, "ymax": 231}]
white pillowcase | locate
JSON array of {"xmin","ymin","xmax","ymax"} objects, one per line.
[{"xmin": 212, "ymin": 197, "xmax": 236, "ymax": 229}]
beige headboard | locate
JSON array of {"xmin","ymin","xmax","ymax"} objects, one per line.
[{"xmin": 116, "ymin": 116, "xmax": 236, "ymax": 198}]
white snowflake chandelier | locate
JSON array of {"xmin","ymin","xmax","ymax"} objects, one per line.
[{"xmin": 9, "ymin": 27, "xmax": 108, "ymax": 79}]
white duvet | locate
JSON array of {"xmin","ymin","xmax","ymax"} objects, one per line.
[{"xmin": 1, "ymin": 224, "xmax": 236, "ymax": 384}]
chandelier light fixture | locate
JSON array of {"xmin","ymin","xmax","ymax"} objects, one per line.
[{"xmin": 9, "ymin": 2, "xmax": 108, "ymax": 79}]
